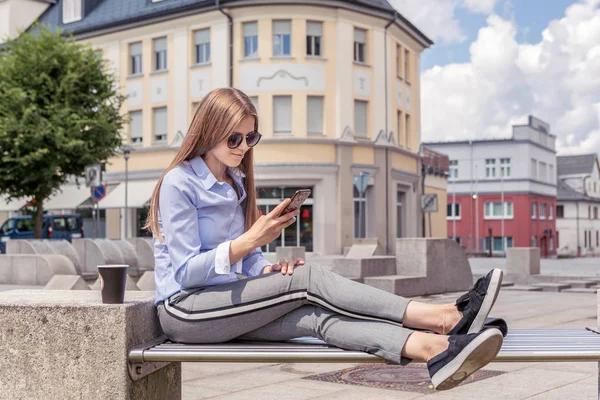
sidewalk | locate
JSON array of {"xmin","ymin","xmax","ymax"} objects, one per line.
[{"xmin": 182, "ymin": 289, "xmax": 598, "ymax": 399}]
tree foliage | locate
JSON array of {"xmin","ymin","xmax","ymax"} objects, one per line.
[{"xmin": 0, "ymin": 24, "xmax": 125, "ymax": 237}]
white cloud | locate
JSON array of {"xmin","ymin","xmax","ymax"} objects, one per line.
[
  {"xmin": 420, "ymin": 0, "xmax": 600, "ymax": 156},
  {"xmin": 389, "ymin": 0, "xmax": 499, "ymax": 44}
]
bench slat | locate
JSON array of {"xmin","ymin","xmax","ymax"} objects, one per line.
[{"xmin": 130, "ymin": 329, "xmax": 600, "ymax": 364}]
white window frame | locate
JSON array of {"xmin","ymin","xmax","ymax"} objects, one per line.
[
  {"xmin": 531, "ymin": 158, "xmax": 537, "ymax": 179},
  {"xmin": 307, "ymin": 95, "xmax": 324, "ymax": 135},
  {"xmin": 531, "ymin": 202, "xmax": 537, "ymax": 219},
  {"xmin": 353, "ymin": 187, "xmax": 369, "ymax": 239},
  {"xmin": 500, "ymin": 158, "xmax": 511, "ymax": 177},
  {"xmin": 194, "ymin": 29, "xmax": 211, "ymax": 65},
  {"xmin": 129, "ymin": 110, "xmax": 143, "ymax": 146},
  {"xmin": 63, "ymin": 0, "xmax": 82, "ymax": 24},
  {"xmin": 449, "ymin": 160, "xmax": 458, "ymax": 180},
  {"xmin": 129, "ymin": 42, "xmax": 143, "ymax": 75},
  {"xmin": 549, "ymin": 204, "xmax": 554, "ymax": 220},
  {"xmin": 273, "ymin": 20, "xmax": 292, "ymax": 57},
  {"xmin": 485, "ymin": 159, "xmax": 496, "ymax": 178},
  {"xmin": 404, "ymin": 49, "xmax": 410, "ymax": 82},
  {"xmin": 539, "ymin": 203, "xmax": 546, "ymax": 219},
  {"xmin": 153, "ymin": 107, "xmax": 168, "ymax": 144},
  {"xmin": 306, "ymin": 21, "xmax": 323, "ymax": 57},
  {"xmin": 273, "ymin": 95, "xmax": 292, "ymax": 134},
  {"xmin": 484, "ymin": 202, "xmax": 514, "ymax": 220},
  {"xmin": 539, "ymin": 161, "xmax": 547, "ymax": 182},
  {"xmin": 354, "ymin": 28, "xmax": 366, "ymax": 63},
  {"xmin": 354, "ymin": 100, "xmax": 368, "ymax": 138},
  {"xmin": 243, "ymin": 22, "xmax": 259, "ymax": 58},
  {"xmin": 153, "ymin": 37, "xmax": 167, "ymax": 71},
  {"xmin": 447, "ymin": 203, "xmax": 461, "ymax": 220}
]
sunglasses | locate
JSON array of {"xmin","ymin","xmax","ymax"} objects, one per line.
[{"xmin": 227, "ymin": 131, "xmax": 262, "ymax": 149}]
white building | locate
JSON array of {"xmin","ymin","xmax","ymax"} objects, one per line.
[{"xmin": 556, "ymin": 154, "xmax": 600, "ymax": 257}]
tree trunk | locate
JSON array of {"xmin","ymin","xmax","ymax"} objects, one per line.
[{"xmin": 34, "ymin": 200, "xmax": 44, "ymax": 239}]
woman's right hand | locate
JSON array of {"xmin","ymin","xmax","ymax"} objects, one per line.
[{"xmin": 245, "ymin": 199, "xmax": 299, "ymax": 248}]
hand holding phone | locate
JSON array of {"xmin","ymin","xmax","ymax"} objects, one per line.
[{"xmin": 277, "ymin": 189, "xmax": 311, "ymax": 217}]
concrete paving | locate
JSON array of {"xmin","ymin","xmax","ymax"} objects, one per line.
[
  {"xmin": 469, "ymin": 256, "xmax": 600, "ymax": 278},
  {"xmin": 181, "ymin": 288, "xmax": 599, "ymax": 399}
]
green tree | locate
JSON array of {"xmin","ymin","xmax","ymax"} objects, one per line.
[{"xmin": 0, "ymin": 25, "xmax": 125, "ymax": 238}]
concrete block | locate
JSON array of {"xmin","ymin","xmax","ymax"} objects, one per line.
[
  {"xmin": 44, "ymin": 240, "xmax": 82, "ymax": 275},
  {"xmin": 332, "ymin": 256, "xmax": 395, "ymax": 279},
  {"xmin": 44, "ymin": 275, "xmax": 90, "ymax": 290},
  {"xmin": 395, "ymin": 238, "xmax": 472, "ymax": 295},
  {"xmin": 363, "ymin": 275, "xmax": 428, "ymax": 297},
  {"xmin": 128, "ymin": 238, "xmax": 155, "ymax": 271},
  {"xmin": 136, "ymin": 271, "xmax": 156, "ymax": 291},
  {"xmin": 531, "ymin": 283, "xmax": 572, "ymax": 292},
  {"xmin": 345, "ymin": 242, "xmax": 385, "ymax": 258},
  {"xmin": 275, "ymin": 246, "xmax": 306, "ymax": 262},
  {"xmin": 502, "ymin": 285, "xmax": 543, "ymax": 292},
  {"xmin": 0, "ymin": 254, "xmax": 77, "ymax": 285},
  {"xmin": 559, "ymin": 280, "xmax": 599, "ymax": 288},
  {"xmin": 5, "ymin": 240, "xmax": 36, "ymax": 254},
  {"xmin": 506, "ymin": 247, "xmax": 540, "ymax": 275},
  {"xmin": 562, "ymin": 288, "xmax": 598, "ymax": 294},
  {"xmin": 0, "ymin": 290, "xmax": 181, "ymax": 400},
  {"xmin": 27, "ymin": 240, "xmax": 57, "ymax": 255},
  {"xmin": 90, "ymin": 275, "xmax": 139, "ymax": 291},
  {"xmin": 112, "ymin": 240, "xmax": 141, "ymax": 277}
]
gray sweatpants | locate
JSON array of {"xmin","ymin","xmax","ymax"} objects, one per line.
[{"xmin": 157, "ymin": 264, "xmax": 413, "ymax": 364}]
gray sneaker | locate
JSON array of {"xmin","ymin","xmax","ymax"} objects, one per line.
[{"xmin": 427, "ymin": 328, "xmax": 503, "ymax": 391}]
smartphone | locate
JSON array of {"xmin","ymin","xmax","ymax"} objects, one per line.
[{"xmin": 278, "ymin": 189, "xmax": 311, "ymax": 217}]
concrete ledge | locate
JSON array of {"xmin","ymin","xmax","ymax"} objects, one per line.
[
  {"xmin": 6, "ymin": 239, "xmax": 83, "ymax": 275},
  {"xmin": 136, "ymin": 271, "xmax": 156, "ymax": 291},
  {"xmin": 44, "ymin": 275, "xmax": 90, "ymax": 290},
  {"xmin": 128, "ymin": 238, "xmax": 155, "ymax": 271},
  {"xmin": 507, "ymin": 247, "xmax": 540, "ymax": 275},
  {"xmin": 530, "ymin": 283, "xmax": 572, "ymax": 292},
  {"xmin": 332, "ymin": 256, "xmax": 396, "ymax": 279},
  {"xmin": 275, "ymin": 246, "xmax": 306, "ymax": 262},
  {"xmin": 0, "ymin": 254, "xmax": 77, "ymax": 285},
  {"xmin": 0, "ymin": 290, "xmax": 180, "ymax": 399}
]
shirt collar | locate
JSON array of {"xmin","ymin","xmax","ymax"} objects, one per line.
[{"xmin": 189, "ymin": 156, "xmax": 246, "ymax": 191}]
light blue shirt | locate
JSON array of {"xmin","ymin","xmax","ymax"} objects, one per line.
[{"xmin": 153, "ymin": 156, "xmax": 271, "ymax": 304}]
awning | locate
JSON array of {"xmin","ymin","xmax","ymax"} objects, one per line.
[
  {"xmin": 44, "ymin": 185, "xmax": 92, "ymax": 210},
  {"xmin": 98, "ymin": 180, "xmax": 157, "ymax": 209},
  {"xmin": 0, "ymin": 195, "xmax": 24, "ymax": 212}
]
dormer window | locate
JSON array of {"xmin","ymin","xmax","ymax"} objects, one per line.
[{"xmin": 63, "ymin": 0, "xmax": 82, "ymax": 24}]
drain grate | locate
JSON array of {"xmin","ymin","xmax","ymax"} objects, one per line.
[{"xmin": 303, "ymin": 363, "xmax": 504, "ymax": 394}]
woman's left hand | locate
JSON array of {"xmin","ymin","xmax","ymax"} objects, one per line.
[{"xmin": 262, "ymin": 258, "xmax": 305, "ymax": 275}]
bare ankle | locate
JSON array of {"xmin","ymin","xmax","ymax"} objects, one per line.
[
  {"xmin": 426, "ymin": 336, "xmax": 450, "ymax": 361},
  {"xmin": 438, "ymin": 304, "xmax": 461, "ymax": 335}
]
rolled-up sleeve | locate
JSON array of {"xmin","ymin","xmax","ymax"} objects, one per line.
[
  {"xmin": 160, "ymin": 178, "xmax": 234, "ymax": 287},
  {"xmin": 242, "ymin": 247, "xmax": 272, "ymax": 278}
]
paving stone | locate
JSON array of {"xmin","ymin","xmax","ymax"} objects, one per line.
[
  {"xmin": 530, "ymin": 283, "xmax": 572, "ymax": 292},
  {"xmin": 562, "ymin": 288, "xmax": 599, "ymax": 294},
  {"xmin": 502, "ymin": 285, "xmax": 543, "ymax": 291},
  {"xmin": 559, "ymin": 280, "xmax": 599, "ymax": 288}
]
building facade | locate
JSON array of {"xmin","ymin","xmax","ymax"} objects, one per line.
[
  {"xmin": 1, "ymin": 0, "xmax": 434, "ymax": 255},
  {"xmin": 424, "ymin": 116, "xmax": 558, "ymax": 256},
  {"xmin": 556, "ymin": 154, "xmax": 600, "ymax": 257}
]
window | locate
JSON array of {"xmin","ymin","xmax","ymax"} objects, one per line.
[
  {"xmin": 549, "ymin": 164, "xmax": 554, "ymax": 183},
  {"xmin": 532, "ymin": 235, "xmax": 537, "ymax": 247},
  {"xmin": 484, "ymin": 237, "xmax": 513, "ymax": 252},
  {"xmin": 153, "ymin": 107, "xmax": 168, "ymax": 144},
  {"xmin": 396, "ymin": 45, "xmax": 402, "ymax": 77},
  {"xmin": 354, "ymin": 28, "xmax": 366, "ymax": 63},
  {"xmin": 531, "ymin": 158, "xmax": 537, "ymax": 178},
  {"xmin": 153, "ymin": 37, "xmax": 167, "ymax": 71},
  {"xmin": 15, "ymin": 219, "xmax": 34, "ymax": 232},
  {"xmin": 447, "ymin": 203, "xmax": 461, "ymax": 220},
  {"xmin": 485, "ymin": 159, "xmax": 496, "ymax": 178},
  {"xmin": 1, "ymin": 219, "xmax": 15, "ymax": 234},
  {"xmin": 557, "ymin": 231, "xmax": 560, "ymax": 247},
  {"xmin": 273, "ymin": 21, "xmax": 291, "ymax": 56},
  {"xmin": 404, "ymin": 49, "xmax": 410, "ymax": 82},
  {"xmin": 129, "ymin": 42, "xmax": 143, "ymax": 75},
  {"xmin": 549, "ymin": 236, "xmax": 554, "ymax": 251},
  {"xmin": 354, "ymin": 100, "xmax": 367, "ymax": 138},
  {"xmin": 549, "ymin": 204, "xmax": 554, "ymax": 220},
  {"xmin": 539, "ymin": 162, "xmax": 547, "ymax": 182},
  {"xmin": 589, "ymin": 205, "xmax": 592, "ymax": 219},
  {"xmin": 597, "ymin": 231, "xmax": 599, "ymax": 247},
  {"xmin": 449, "ymin": 160, "xmax": 458, "ymax": 180},
  {"xmin": 484, "ymin": 202, "xmax": 513, "ymax": 219},
  {"xmin": 539, "ymin": 203, "xmax": 546, "ymax": 219},
  {"xmin": 194, "ymin": 29, "xmax": 211, "ymax": 64},
  {"xmin": 556, "ymin": 205, "xmax": 564, "ymax": 218},
  {"xmin": 595, "ymin": 182, "xmax": 598, "ymax": 193},
  {"xmin": 307, "ymin": 96, "xmax": 324, "ymax": 135},
  {"xmin": 273, "ymin": 96, "xmax": 292, "ymax": 134},
  {"xmin": 531, "ymin": 202, "xmax": 537, "ymax": 219},
  {"xmin": 243, "ymin": 22, "xmax": 258, "ymax": 58},
  {"xmin": 62, "ymin": 0, "xmax": 82, "ymax": 23},
  {"xmin": 595, "ymin": 207, "xmax": 599, "ymax": 219},
  {"xmin": 306, "ymin": 21, "xmax": 322, "ymax": 57},
  {"xmin": 585, "ymin": 231, "xmax": 588, "ymax": 248},
  {"xmin": 397, "ymin": 111, "xmax": 403, "ymax": 147},
  {"xmin": 396, "ymin": 191, "xmax": 405, "ymax": 238},
  {"xmin": 405, "ymin": 113, "xmax": 411, "ymax": 149},
  {"xmin": 249, "ymin": 96, "xmax": 258, "ymax": 112},
  {"xmin": 354, "ymin": 187, "xmax": 368, "ymax": 238},
  {"xmin": 53, "ymin": 218, "xmax": 68, "ymax": 231},
  {"xmin": 500, "ymin": 158, "xmax": 511, "ymax": 177},
  {"xmin": 129, "ymin": 110, "xmax": 143, "ymax": 145}
]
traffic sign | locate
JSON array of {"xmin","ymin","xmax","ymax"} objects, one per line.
[
  {"xmin": 421, "ymin": 194, "xmax": 438, "ymax": 212},
  {"xmin": 91, "ymin": 185, "xmax": 106, "ymax": 201}
]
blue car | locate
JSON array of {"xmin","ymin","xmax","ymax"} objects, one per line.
[{"xmin": 0, "ymin": 214, "xmax": 84, "ymax": 253}]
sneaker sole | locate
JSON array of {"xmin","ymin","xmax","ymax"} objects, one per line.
[
  {"xmin": 431, "ymin": 329, "xmax": 503, "ymax": 391},
  {"xmin": 467, "ymin": 269, "xmax": 503, "ymax": 335}
]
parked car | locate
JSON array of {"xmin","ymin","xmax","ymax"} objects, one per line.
[{"xmin": 0, "ymin": 214, "xmax": 84, "ymax": 253}]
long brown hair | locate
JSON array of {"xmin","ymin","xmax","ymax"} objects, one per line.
[{"xmin": 144, "ymin": 87, "xmax": 260, "ymax": 241}]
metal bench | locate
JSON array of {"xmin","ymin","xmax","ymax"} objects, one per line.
[{"xmin": 129, "ymin": 328, "xmax": 600, "ymax": 397}]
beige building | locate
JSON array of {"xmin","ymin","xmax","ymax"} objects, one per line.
[{"xmin": 1, "ymin": 0, "xmax": 437, "ymax": 255}]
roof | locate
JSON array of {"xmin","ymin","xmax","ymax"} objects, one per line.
[
  {"xmin": 35, "ymin": 0, "xmax": 432, "ymax": 45},
  {"xmin": 556, "ymin": 179, "xmax": 587, "ymax": 201},
  {"xmin": 557, "ymin": 154, "xmax": 598, "ymax": 176}
]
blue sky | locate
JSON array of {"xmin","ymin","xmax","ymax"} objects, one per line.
[{"xmin": 421, "ymin": 0, "xmax": 577, "ymax": 70}]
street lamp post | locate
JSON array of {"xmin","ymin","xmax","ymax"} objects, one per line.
[{"xmin": 123, "ymin": 145, "xmax": 133, "ymax": 240}]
